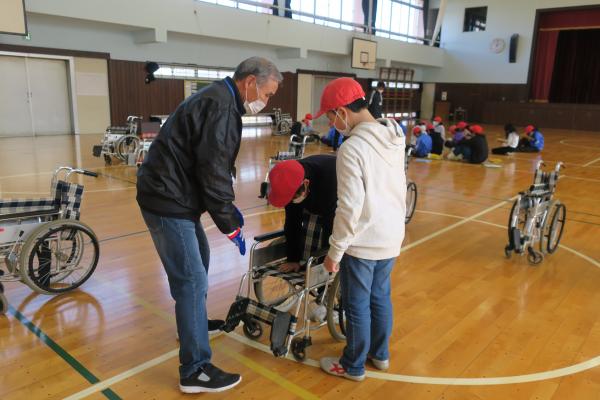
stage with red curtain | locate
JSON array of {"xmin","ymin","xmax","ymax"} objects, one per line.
[{"xmin": 530, "ymin": 7, "xmax": 600, "ymax": 103}]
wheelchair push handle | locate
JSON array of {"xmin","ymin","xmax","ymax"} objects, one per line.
[{"xmin": 80, "ymin": 170, "xmax": 99, "ymax": 178}]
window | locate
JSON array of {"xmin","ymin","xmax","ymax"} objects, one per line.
[
  {"xmin": 463, "ymin": 6, "xmax": 487, "ymax": 32},
  {"xmin": 154, "ymin": 64, "xmax": 233, "ymax": 80},
  {"xmin": 195, "ymin": 0, "xmax": 425, "ymax": 43}
]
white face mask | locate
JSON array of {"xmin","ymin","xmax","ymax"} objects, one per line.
[
  {"xmin": 244, "ymin": 82, "xmax": 266, "ymax": 115},
  {"xmin": 334, "ymin": 110, "xmax": 350, "ymax": 135},
  {"xmin": 433, "ymin": 121, "xmax": 439, "ymax": 127}
]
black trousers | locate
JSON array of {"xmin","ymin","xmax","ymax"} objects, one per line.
[
  {"xmin": 362, "ymin": 0, "xmax": 378, "ymax": 32},
  {"xmin": 491, "ymin": 146, "xmax": 516, "ymax": 155},
  {"xmin": 273, "ymin": 0, "xmax": 292, "ymax": 18}
]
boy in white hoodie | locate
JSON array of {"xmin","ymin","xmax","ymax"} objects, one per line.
[{"xmin": 315, "ymin": 77, "xmax": 406, "ymax": 381}]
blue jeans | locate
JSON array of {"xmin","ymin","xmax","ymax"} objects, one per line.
[
  {"xmin": 453, "ymin": 144, "xmax": 472, "ymax": 160},
  {"xmin": 339, "ymin": 254, "xmax": 395, "ymax": 376},
  {"xmin": 141, "ymin": 209, "xmax": 211, "ymax": 379}
]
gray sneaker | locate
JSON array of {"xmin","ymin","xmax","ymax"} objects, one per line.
[{"xmin": 368, "ymin": 355, "xmax": 389, "ymax": 371}]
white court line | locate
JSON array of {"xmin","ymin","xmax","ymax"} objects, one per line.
[
  {"xmin": 583, "ymin": 156, "xmax": 600, "ymax": 168},
  {"xmin": 62, "ymin": 349, "xmax": 179, "ymax": 400},
  {"xmin": 62, "ymin": 206, "xmax": 600, "ymax": 399},
  {"xmin": 400, "ymin": 197, "xmax": 516, "ymax": 253}
]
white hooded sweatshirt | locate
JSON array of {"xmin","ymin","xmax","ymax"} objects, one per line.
[{"xmin": 328, "ymin": 118, "xmax": 407, "ymax": 262}]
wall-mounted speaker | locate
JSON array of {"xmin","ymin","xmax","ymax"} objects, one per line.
[
  {"xmin": 509, "ymin": 34, "xmax": 519, "ymax": 63},
  {"xmin": 144, "ymin": 61, "xmax": 159, "ymax": 84}
]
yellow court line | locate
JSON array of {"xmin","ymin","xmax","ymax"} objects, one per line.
[{"xmin": 218, "ymin": 343, "xmax": 320, "ymax": 400}]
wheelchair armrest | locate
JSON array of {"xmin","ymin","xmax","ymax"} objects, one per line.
[
  {"xmin": 253, "ymin": 229, "xmax": 285, "ymax": 242},
  {"xmin": 306, "ymin": 248, "xmax": 329, "ymax": 268}
]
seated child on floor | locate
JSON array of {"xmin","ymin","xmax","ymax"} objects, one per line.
[{"xmin": 491, "ymin": 123, "xmax": 519, "ymax": 155}]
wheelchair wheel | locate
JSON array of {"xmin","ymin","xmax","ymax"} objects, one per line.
[
  {"xmin": 527, "ymin": 246, "xmax": 544, "ymax": 265},
  {"xmin": 291, "ymin": 337, "xmax": 308, "ymax": 361},
  {"xmin": 507, "ymin": 198, "xmax": 527, "ymax": 250},
  {"xmin": 242, "ymin": 318, "xmax": 263, "ymax": 340},
  {"xmin": 19, "ymin": 220, "xmax": 100, "ymax": 295},
  {"xmin": 405, "ymin": 181, "xmax": 417, "ymax": 224},
  {"xmin": 0, "ymin": 292, "xmax": 7, "ymax": 315},
  {"xmin": 115, "ymin": 135, "xmax": 140, "ymax": 161},
  {"xmin": 103, "ymin": 154, "xmax": 112, "ymax": 165},
  {"xmin": 546, "ymin": 203, "xmax": 566, "ymax": 254},
  {"xmin": 277, "ymin": 120, "xmax": 291, "ymax": 135},
  {"xmin": 326, "ymin": 274, "xmax": 347, "ymax": 342}
]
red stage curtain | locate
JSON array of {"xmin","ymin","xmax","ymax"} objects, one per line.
[{"xmin": 531, "ymin": 30, "xmax": 558, "ymax": 102}]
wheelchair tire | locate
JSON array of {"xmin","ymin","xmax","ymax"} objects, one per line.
[
  {"xmin": 242, "ymin": 318, "xmax": 263, "ymax": 340},
  {"xmin": 546, "ymin": 203, "xmax": 566, "ymax": 254},
  {"xmin": 326, "ymin": 274, "xmax": 347, "ymax": 342},
  {"xmin": 527, "ymin": 246, "xmax": 544, "ymax": 265},
  {"xmin": 277, "ymin": 120, "xmax": 291, "ymax": 135},
  {"xmin": 0, "ymin": 292, "xmax": 7, "ymax": 315},
  {"xmin": 405, "ymin": 181, "xmax": 417, "ymax": 224},
  {"xmin": 291, "ymin": 337, "xmax": 307, "ymax": 361},
  {"xmin": 115, "ymin": 135, "xmax": 140, "ymax": 161},
  {"xmin": 19, "ymin": 219, "xmax": 100, "ymax": 295}
]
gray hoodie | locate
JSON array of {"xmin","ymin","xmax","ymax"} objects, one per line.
[{"xmin": 328, "ymin": 118, "xmax": 407, "ymax": 262}]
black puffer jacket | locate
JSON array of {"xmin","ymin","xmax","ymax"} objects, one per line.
[{"xmin": 137, "ymin": 77, "xmax": 244, "ymax": 234}]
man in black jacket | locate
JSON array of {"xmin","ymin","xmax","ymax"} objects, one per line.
[
  {"xmin": 368, "ymin": 81, "xmax": 385, "ymax": 119},
  {"xmin": 137, "ymin": 57, "xmax": 282, "ymax": 394},
  {"xmin": 267, "ymin": 155, "xmax": 337, "ymax": 273}
]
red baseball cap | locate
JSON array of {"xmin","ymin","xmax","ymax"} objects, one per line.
[
  {"xmin": 314, "ymin": 77, "xmax": 366, "ymax": 119},
  {"xmin": 426, "ymin": 123, "xmax": 434, "ymax": 130},
  {"xmin": 304, "ymin": 113, "xmax": 313, "ymax": 120},
  {"xmin": 412, "ymin": 126, "xmax": 421, "ymax": 134},
  {"xmin": 267, "ymin": 160, "xmax": 305, "ymax": 208},
  {"xmin": 470, "ymin": 124, "xmax": 484, "ymax": 135},
  {"xmin": 456, "ymin": 121, "xmax": 468, "ymax": 130},
  {"xmin": 449, "ymin": 124, "xmax": 457, "ymax": 133},
  {"xmin": 525, "ymin": 125, "xmax": 535, "ymax": 134},
  {"xmin": 433, "ymin": 116, "xmax": 442, "ymax": 123}
]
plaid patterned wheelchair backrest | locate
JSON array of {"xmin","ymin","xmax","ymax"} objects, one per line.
[
  {"xmin": 302, "ymin": 211, "xmax": 324, "ymax": 261},
  {"xmin": 53, "ymin": 180, "xmax": 84, "ymax": 220}
]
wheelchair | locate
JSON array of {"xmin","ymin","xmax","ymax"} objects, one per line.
[
  {"xmin": 223, "ymin": 217, "xmax": 345, "ymax": 361},
  {"xmin": 92, "ymin": 116, "xmax": 142, "ymax": 165},
  {"xmin": 271, "ymin": 108, "xmax": 293, "ymax": 136},
  {"xmin": 505, "ymin": 161, "xmax": 566, "ymax": 265},
  {"xmin": 0, "ymin": 167, "xmax": 100, "ymax": 315},
  {"xmin": 405, "ymin": 146, "xmax": 418, "ymax": 224},
  {"xmin": 259, "ymin": 134, "xmax": 311, "ymax": 199}
]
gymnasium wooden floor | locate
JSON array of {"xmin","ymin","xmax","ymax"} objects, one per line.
[{"xmin": 1, "ymin": 125, "xmax": 600, "ymax": 400}]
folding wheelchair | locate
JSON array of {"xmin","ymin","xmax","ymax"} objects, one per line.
[
  {"xmin": 505, "ymin": 161, "xmax": 566, "ymax": 265},
  {"xmin": 259, "ymin": 134, "xmax": 311, "ymax": 199},
  {"xmin": 93, "ymin": 116, "xmax": 142, "ymax": 165},
  {"xmin": 223, "ymin": 215, "xmax": 345, "ymax": 361},
  {"xmin": 0, "ymin": 167, "xmax": 100, "ymax": 314},
  {"xmin": 272, "ymin": 108, "xmax": 293, "ymax": 136}
]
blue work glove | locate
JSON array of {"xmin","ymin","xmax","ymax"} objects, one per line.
[
  {"xmin": 234, "ymin": 206, "xmax": 245, "ymax": 228},
  {"xmin": 227, "ymin": 228, "xmax": 246, "ymax": 256}
]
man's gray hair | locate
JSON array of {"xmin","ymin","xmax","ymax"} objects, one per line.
[{"xmin": 233, "ymin": 57, "xmax": 283, "ymax": 85}]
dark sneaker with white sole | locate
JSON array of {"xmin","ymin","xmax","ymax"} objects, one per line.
[
  {"xmin": 208, "ymin": 319, "xmax": 225, "ymax": 334},
  {"xmin": 176, "ymin": 319, "xmax": 225, "ymax": 341},
  {"xmin": 180, "ymin": 363, "xmax": 241, "ymax": 394}
]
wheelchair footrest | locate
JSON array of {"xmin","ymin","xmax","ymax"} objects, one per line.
[
  {"xmin": 92, "ymin": 145, "xmax": 102, "ymax": 157},
  {"xmin": 509, "ymin": 227, "xmax": 522, "ymax": 253},
  {"xmin": 271, "ymin": 311, "xmax": 292, "ymax": 357},
  {"xmin": 223, "ymin": 296, "xmax": 297, "ymax": 357},
  {"xmin": 222, "ymin": 297, "xmax": 250, "ymax": 332}
]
